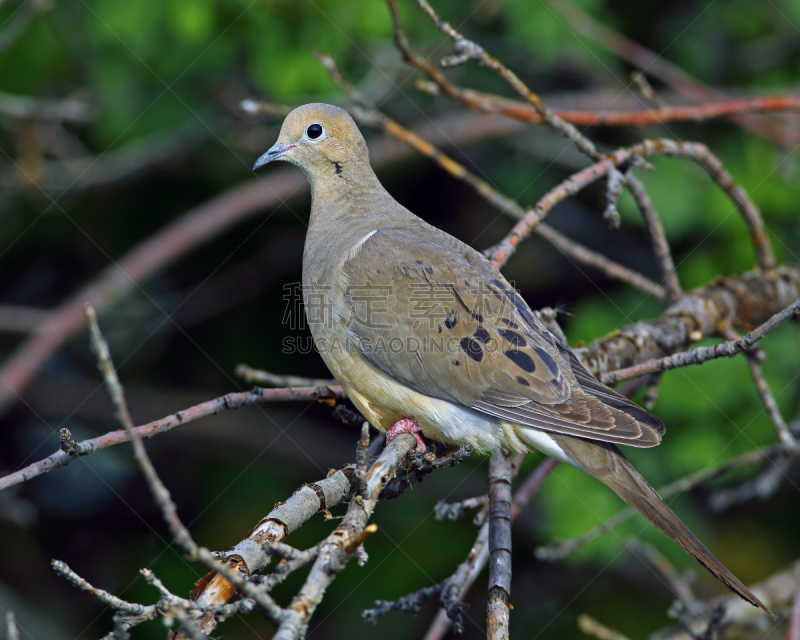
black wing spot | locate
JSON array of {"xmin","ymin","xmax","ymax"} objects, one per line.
[
  {"xmin": 504, "ymin": 349, "xmax": 536, "ymax": 373},
  {"xmin": 534, "ymin": 346, "xmax": 560, "ymax": 376},
  {"xmin": 436, "ymin": 325, "xmax": 442, "ymax": 334},
  {"xmin": 425, "ymin": 266, "xmax": 433, "ymax": 274},
  {"xmin": 452, "ymin": 359, "xmax": 460, "ymax": 366},
  {"xmin": 460, "ymin": 337, "xmax": 484, "ymax": 362},
  {"xmin": 333, "ymin": 161, "xmax": 342, "ymax": 174},
  {"xmin": 499, "ymin": 318, "xmax": 520, "ymax": 329},
  {"xmin": 516, "ymin": 376, "xmax": 530, "ymax": 387},
  {"xmin": 444, "ymin": 316, "xmax": 458, "ymax": 330},
  {"xmin": 473, "ymin": 326, "xmax": 491, "ymax": 344},
  {"xmin": 499, "ymin": 328, "xmax": 526, "ymax": 347},
  {"xmin": 471, "ymin": 311, "xmax": 484, "ymax": 323}
]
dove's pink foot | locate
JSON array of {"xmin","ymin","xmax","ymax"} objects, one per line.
[{"xmin": 386, "ymin": 418, "xmax": 427, "ymax": 453}]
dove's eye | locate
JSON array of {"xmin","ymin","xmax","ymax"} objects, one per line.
[{"xmin": 305, "ymin": 123, "xmax": 325, "ymax": 140}]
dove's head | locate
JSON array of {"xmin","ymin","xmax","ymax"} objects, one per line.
[{"xmin": 253, "ymin": 103, "xmax": 369, "ymax": 178}]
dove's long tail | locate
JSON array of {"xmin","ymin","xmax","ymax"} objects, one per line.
[{"xmin": 547, "ymin": 433, "xmax": 773, "ymax": 616}]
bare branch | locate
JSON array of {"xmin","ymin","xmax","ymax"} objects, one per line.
[
  {"xmin": 52, "ymin": 559, "xmax": 155, "ymax": 617},
  {"xmin": 271, "ymin": 434, "xmax": 417, "ymax": 640},
  {"xmin": 421, "ymin": 459, "xmax": 558, "ymax": 640},
  {"xmin": 0, "ymin": 385, "xmax": 344, "ymax": 492},
  {"xmin": 412, "ymin": 0, "xmax": 601, "ymax": 162},
  {"xmin": 623, "ymin": 175, "xmax": 682, "ymax": 303},
  {"xmin": 235, "ymin": 363, "xmax": 336, "ymax": 388},
  {"xmin": 434, "ymin": 495, "xmax": 488, "ymax": 521},
  {"xmin": 578, "ymin": 614, "xmax": 633, "ymax": 640},
  {"xmin": 487, "ymin": 449, "xmax": 513, "ymax": 640},
  {"xmin": 85, "ymin": 305, "xmax": 195, "ymax": 553}
]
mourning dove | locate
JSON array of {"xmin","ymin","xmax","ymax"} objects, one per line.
[{"xmin": 254, "ymin": 103, "xmax": 770, "ymax": 614}]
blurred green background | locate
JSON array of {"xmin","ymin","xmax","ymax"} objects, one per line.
[{"xmin": 1, "ymin": 0, "xmax": 799, "ymax": 638}]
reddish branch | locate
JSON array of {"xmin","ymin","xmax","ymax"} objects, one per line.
[
  {"xmin": 440, "ymin": 89, "xmax": 800, "ymax": 128},
  {"xmin": 602, "ymin": 297, "xmax": 800, "ymax": 383}
]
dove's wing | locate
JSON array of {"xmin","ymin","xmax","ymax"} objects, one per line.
[{"xmin": 339, "ymin": 223, "xmax": 664, "ymax": 447}]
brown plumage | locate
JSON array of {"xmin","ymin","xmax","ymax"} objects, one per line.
[{"xmin": 254, "ymin": 103, "xmax": 771, "ymax": 615}]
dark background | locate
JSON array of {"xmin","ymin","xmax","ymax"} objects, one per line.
[{"xmin": 1, "ymin": 0, "xmax": 799, "ymax": 638}]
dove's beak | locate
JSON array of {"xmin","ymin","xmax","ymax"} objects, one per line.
[{"xmin": 253, "ymin": 143, "xmax": 296, "ymax": 170}]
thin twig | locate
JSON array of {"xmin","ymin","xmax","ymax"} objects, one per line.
[
  {"xmin": 413, "ymin": 0, "xmax": 600, "ymax": 162},
  {"xmin": 578, "ymin": 614, "xmax": 633, "ymax": 640},
  {"xmin": 235, "ymin": 363, "xmax": 336, "ymax": 388},
  {"xmin": 52, "ymin": 560, "xmax": 155, "ymax": 616},
  {"xmin": 720, "ymin": 323, "xmax": 799, "ymax": 451},
  {"xmin": 624, "ymin": 175, "xmax": 682, "ymax": 303},
  {"xmin": 409, "ymin": 84, "xmax": 800, "ymax": 127},
  {"xmin": 85, "ymin": 305, "xmax": 194, "ymax": 553},
  {"xmin": 434, "ymin": 495, "xmax": 488, "ymax": 521},
  {"xmin": 637, "ymin": 140, "xmax": 774, "ymax": 272}
]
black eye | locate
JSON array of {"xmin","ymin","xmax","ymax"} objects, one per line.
[{"xmin": 306, "ymin": 123, "xmax": 324, "ymax": 140}]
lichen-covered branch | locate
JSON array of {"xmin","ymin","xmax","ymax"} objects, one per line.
[
  {"xmin": 172, "ymin": 448, "xmax": 358, "ymax": 637},
  {"xmin": 271, "ymin": 434, "xmax": 417, "ymax": 640},
  {"xmin": 581, "ymin": 268, "xmax": 800, "ymax": 377}
]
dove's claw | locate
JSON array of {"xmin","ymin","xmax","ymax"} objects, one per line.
[{"xmin": 386, "ymin": 418, "xmax": 427, "ymax": 453}]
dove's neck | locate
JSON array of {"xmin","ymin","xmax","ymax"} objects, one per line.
[{"xmin": 303, "ymin": 162, "xmax": 414, "ymax": 286}]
